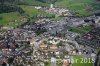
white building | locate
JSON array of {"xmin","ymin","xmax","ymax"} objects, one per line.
[
  {"xmin": 50, "ymin": 4, "xmax": 54, "ymax": 8},
  {"xmin": 51, "ymin": 57, "xmax": 56, "ymax": 66},
  {"xmin": 35, "ymin": 6, "xmax": 42, "ymax": 10}
]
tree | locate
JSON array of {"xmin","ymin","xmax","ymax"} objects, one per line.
[
  {"xmin": 37, "ymin": 0, "xmax": 58, "ymax": 3},
  {"xmin": 0, "ymin": 0, "xmax": 15, "ymax": 4},
  {"xmin": 57, "ymin": 41, "xmax": 65, "ymax": 47},
  {"xmin": 7, "ymin": 57, "xmax": 14, "ymax": 66},
  {"xmin": 0, "ymin": 0, "xmax": 4, "ymax": 4},
  {"xmin": 0, "ymin": 17, "xmax": 2, "ymax": 20}
]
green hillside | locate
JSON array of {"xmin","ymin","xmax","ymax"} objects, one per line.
[
  {"xmin": 0, "ymin": 0, "xmax": 100, "ymax": 27},
  {"xmin": 73, "ymin": 56, "xmax": 93, "ymax": 66},
  {"xmin": 0, "ymin": 4, "xmax": 54, "ymax": 27},
  {"xmin": 0, "ymin": 0, "xmax": 99, "ymax": 16},
  {"xmin": 18, "ymin": 0, "xmax": 100, "ymax": 16},
  {"xmin": 0, "ymin": 5, "xmax": 54, "ymax": 27},
  {"xmin": 16, "ymin": 0, "xmax": 48, "ymax": 6},
  {"xmin": 55, "ymin": 0, "xmax": 100, "ymax": 16},
  {"xmin": 0, "ymin": 12, "xmax": 24, "ymax": 27},
  {"xmin": 18, "ymin": 0, "xmax": 58, "ymax": 4},
  {"xmin": 20, "ymin": 5, "xmax": 53, "ymax": 17}
]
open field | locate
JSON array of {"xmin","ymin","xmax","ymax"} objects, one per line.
[
  {"xmin": 65, "ymin": 25, "xmax": 92, "ymax": 34},
  {"xmin": 0, "ymin": 12, "xmax": 25, "ymax": 27},
  {"xmin": 0, "ymin": 5, "xmax": 54, "ymax": 27},
  {"xmin": 17, "ymin": 0, "xmax": 100, "ymax": 16},
  {"xmin": 0, "ymin": 0, "xmax": 99, "ymax": 27},
  {"xmin": 19, "ymin": 0, "xmax": 48, "ymax": 6},
  {"xmin": 43, "ymin": 55, "xmax": 93, "ymax": 66},
  {"xmin": 20, "ymin": 5, "xmax": 54, "ymax": 18},
  {"xmin": 73, "ymin": 56, "xmax": 93, "ymax": 66},
  {"xmin": 50, "ymin": 17, "xmax": 64, "ymax": 21},
  {"xmin": 55, "ymin": 0, "xmax": 100, "ymax": 16}
]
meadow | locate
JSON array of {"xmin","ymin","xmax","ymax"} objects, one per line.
[
  {"xmin": 55, "ymin": 0, "xmax": 100, "ymax": 16},
  {"xmin": 73, "ymin": 55, "xmax": 93, "ymax": 66},
  {"xmin": 20, "ymin": 5, "xmax": 53, "ymax": 18},
  {"xmin": 0, "ymin": 12, "xmax": 24, "ymax": 27}
]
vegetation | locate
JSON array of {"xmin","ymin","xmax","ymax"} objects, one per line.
[
  {"xmin": 0, "ymin": 0, "xmax": 100, "ymax": 16},
  {"xmin": 20, "ymin": 5, "xmax": 54, "ymax": 18},
  {"xmin": 0, "ymin": 0, "xmax": 99, "ymax": 28},
  {"xmin": 0, "ymin": 5, "xmax": 54, "ymax": 27},
  {"xmin": 50, "ymin": 17, "xmax": 64, "ymax": 21},
  {"xmin": 0, "ymin": 4, "xmax": 24, "ymax": 14},
  {"xmin": 65, "ymin": 25, "xmax": 92, "ymax": 34},
  {"xmin": 35, "ymin": 28, "xmax": 47, "ymax": 35},
  {"xmin": 7, "ymin": 57, "xmax": 14, "ymax": 66},
  {"xmin": 44, "ymin": 62, "xmax": 50, "ymax": 66},
  {"xmin": 0, "ymin": 12, "xmax": 25, "ymax": 27},
  {"xmin": 37, "ymin": 0, "xmax": 58, "ymax": 3},
  {"xmin": 57, "ymin": 41, "xmax": 65, "ymax": 47},
  {"xmin": 73, "ymin": 56, "xmax": 93, "ymax": 66},
  {"xmin": 56, "ymin": 60, "xmax": 63, "ymax": 66},
  {"xmin": 55, "ymin": 0, "xmax": 100, "ymax": 16},
  {"xmin": 97, "ymin": 48, "xmax": 100, "ymax": 52}
]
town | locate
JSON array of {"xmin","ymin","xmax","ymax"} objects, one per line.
[{"xmin": 0, "ymin": 0, "xmax": 100, "ymax": 66}]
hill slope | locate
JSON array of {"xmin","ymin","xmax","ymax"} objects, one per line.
[
  {"xmin": 18, "ymin": 0, "xmax": 100, "ymax": 16},
  {"xmin": 55, "ymin": 0, "xmax": 100, "ymax": 16}
]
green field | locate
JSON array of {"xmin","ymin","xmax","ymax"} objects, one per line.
[
  {"xmin": 18, "ymin": 0, "xmax": 48, "ymax": 6},
  {"xmin": 73, "ymin": 56, "xmax": 93, "ymax": 66},
  {"xmin": 20, "ymin": 5, "xmax": 54, "ymax": 18},
  {"xmin": 0, "ymin": 12, "xmax": 24, "ymax": 27},
  {"xmin": 0, "ymin": 0, "xmax": 99, "ymax": 27},
  {"xmin": 43, "ymin": 56, "xmax": 93, "ymax": 66},
  {"xmin": 0, "ymin": 5, "xmax": 54, "ymax": 27},
  {"xmin": 17, "ymin": 0, "xmax": 100, "ymax": 16},
  {"xmin": 65, "ymin": 25, "xmax": 92, "ymax": 34},
  {"xmin": 50, "ymin": 17, "xmax": 64, "ymax": 21},
  {"xmin": 44, "ymin": 62, "xmax": 50, "ymax": 66},
  {"xmin": 97, "ymin": 48, "xmax": 100, "ymax": 52},
  {"xmin": 55, "ymin": 0, "xmax": 100, "ymax": 16}
]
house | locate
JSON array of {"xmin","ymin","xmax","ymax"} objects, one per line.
[
  {"xmin": 49, "ymin": 45, "xmax": 58, "ymax": 51},
  {"xmin": 63, "ymin": 59, "xmax": 70, "ymax": 66},
  {"xmin": 35, "ymin": 6, "xmax": 42, "ymax": 10}
]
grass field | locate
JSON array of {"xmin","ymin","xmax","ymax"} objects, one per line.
[
  {"xmin": 20, "ymin": 0, "xmax": 99, "ymax": 16},
  {"xmin": 65, "ymin": 25, "xmax": 92, "ymax": 34},
  {"xmin": 0, "ymin": 12, "xmax": 24, "ymax": 27},
  {"xmin": 43, "ymin": 56, "xmax": 93, "ymax": 66},
  {"xmin": 44, "ymin": 62, "xmax": 50, "ymax": 66},
  {"xmin": 97, "ymin": 48, "xmax": 100, "ymax": 52},
  {"xmin": 55, "ymin": 0, "xmax": 100, "ymax": 16},
  {"xmin": 19, "ymin": 0, "xmax": 100, "ymax": 16},
  {"xmin": 19, "ymin": 0, "xmax": 48, "ymax": 6},
  {"xmin": 73, "ymin": 56, "xmax": 94, "ymax": 66},
  {"xmin": 0, "ymin": 5, "xmax": 54, "ymax": 27},
  {"xmin": 0, "ymin": 0, "xmax": 99, "ymax": 27},
  {"xmin": 20, "ymin": 5, "xmax": 54, "ymax": 18},
  {"xmin": 50, "ymin": 17, "xmax": 64, "ymax": 21}
]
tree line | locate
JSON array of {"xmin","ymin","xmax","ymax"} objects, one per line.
[
  {"xmin": 0, "ymin": 0, "xmax": 25, "ymax": 13},
  {"xmin": 0, "ymin": 4, "xmax": 24, "ymax": 13},
  {"xmin": 37, "ymin": 0, "xmax": 58, "ymax": 3}
]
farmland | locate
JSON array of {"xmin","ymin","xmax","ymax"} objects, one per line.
[{"xmin": 0, "ymin": 12, "xmax": 24, "ymax": 27}]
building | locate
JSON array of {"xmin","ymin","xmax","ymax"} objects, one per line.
[
  {"xmin": 51, "ymin": 57, "xmax": 56, "ymax": 66},
  {"xmin": 50, "ymin": 4, "xmax": 54, "ymax": 8},
  {"xmin": 63, "ymin": 59, "xmax": 70, "ymax": 66}
]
